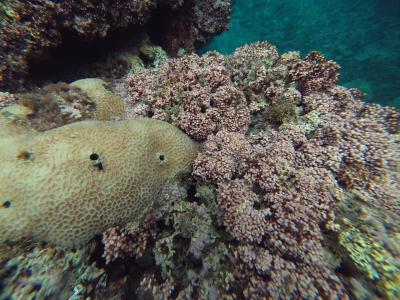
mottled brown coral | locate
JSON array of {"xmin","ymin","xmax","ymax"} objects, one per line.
[
  {"xmin": 16, "ymin": 82, "xmax": 96, "ymax": 131},
  {"xmin": 234, "ymin": 245, "xmax": 348, "ymax": 300}
]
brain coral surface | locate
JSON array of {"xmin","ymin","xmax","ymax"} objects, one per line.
[{"xmin": 0, "ymin": 118, "xmax": 197, "ymax": 248}]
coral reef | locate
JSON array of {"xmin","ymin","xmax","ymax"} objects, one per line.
[
  {"xmin": 139, "ymin": 44, "xmax": 169, "ymax": 68},
  {"xmin": 154, "ymin": 0, "xmax": 232, "ymax": 55},
  {"xmin": 0, "ymin": 0, "xmax": 231, "ymax": 90},
  {"xmin": 1, "ymin": 40, "xmax": 398, "ymax": 299},
  {"xmin": 0, "ymin": 79, "xmax": 130, "ymax": 133},
  {"xmin": 122, "ymin": 42, "xmax": 399, "ymax": 299},
  {"xmin": 0, "ymin": 92, "xmax": 17, "ymax": 108},
  {"xmin": 0, "ymin": 118, "xmax": 197, "ymax": 248}
]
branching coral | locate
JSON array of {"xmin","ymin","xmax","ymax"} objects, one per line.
[
  {"xmin": 102, "ymin": 224, "xmax": 156, "ymax": 264},
  {"xmin": 280, "ymin": 50, "xmax": 340, "ymax": 95},
  {"xmin": 123, "ymin": 42, "xmax": 399, "ymax": 298},
  {"xmin": 126, "ymin": 53, "xmax": 250, "ymax": 141}
]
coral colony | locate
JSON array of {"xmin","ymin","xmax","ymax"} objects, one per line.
[{"xmin": 0, "ymin": 1, "xmax": 399, "ymax": 299}]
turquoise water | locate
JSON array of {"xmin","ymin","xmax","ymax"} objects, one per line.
[{"xmin": 201, "ymin": 0, "xmax": 400, "ymax": 107}]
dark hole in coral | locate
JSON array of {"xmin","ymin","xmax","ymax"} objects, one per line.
[
  {"xmin": 17, "ymin": 150, "xmax": 31, "ymax": 161},
  {"xmin": 90, "ymin": 153, "xmax": 99, "ymax": 160},
  {"xmin": 89, "ymin": 235, "xmax": 106, "ymax": 267},
  {"xmin": 281, "ymin": 252, "xmax": 303, "ymax": 264},
  {"xmin": 335, "ymin": 260, "xmax": 358, "ymax": 277},
  {"xmin": 21, "ymin": 269, "xmax": 32, "ymax": 277},
  {"xmin": 253, "ymin": 202, "xmax": 261, "ymax": 210},
  {"xmin": 293, "ymin": 142, "xmax": 303, "ymax": 151},
  {"xmin": 187, "ymin": 184, "xmax": 197, "ymax": 202},
  {"xmin": 146, "ymin": 3, "xmax": 186, "ymax": 54},
  {"xmin": 90, "ymin": 153, "xmax": 104, "ymax": 170},
  {"xmin": 251, "ymin": 184, "xmax": 265, "ymax": 196},
  {"xmin": 2, "ymin": 201, "xmax": 11, "ymax": 208},
  {"xmin": 251, "ymin": 184, "xmax": 267, "ymax": 210},
  {"xmin": 199, "ymin": 104, "xmax": 207, "ymax": 113},
  {"xmin": 27, "ymin": 24, "xmax": 142, "ymax": 86},
  {"xmin": 188, "ymin": 254, "xmax": 203, "ymax": 270},
  {"xmin": 147, "ymin": 111, "xmax": 154, "ymax": 118},
  {"xmin": 158, "ymin": 154, "xmax": 165, "ymax": 161},
  {"xmin": 209, "ymin": 99, "xmax": 215, "ymax": 107}
]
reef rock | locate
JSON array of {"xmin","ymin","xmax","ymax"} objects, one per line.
[
  {"xmin": 0, "ymin": 0, "xmax": 232, "ymax": 90},
  {"xmin": 0, "ymin": 118, "xmax": 197, "ymax": 248}
]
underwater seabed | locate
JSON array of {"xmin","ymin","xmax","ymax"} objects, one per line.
[{"xmin": 201, "ymin": 0, "xmax": 400, "ymax": 107}]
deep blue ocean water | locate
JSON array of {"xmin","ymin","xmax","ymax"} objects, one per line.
[{"xmin": 201, "ymin": 0, "xmax": 400, "ymax": 107}]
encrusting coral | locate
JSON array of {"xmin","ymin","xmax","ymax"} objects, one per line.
[
  {"xmin": 0, "ymin": 118, "xmax": 197, "ymax": 248},
  {"xmin": 16, "ymin": 82, "xmax": 96, "ymax": 131}
]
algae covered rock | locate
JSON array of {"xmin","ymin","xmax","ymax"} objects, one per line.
[{"xmin": 0, "ymin": 118, "xmax": 197, "ymax": 248}]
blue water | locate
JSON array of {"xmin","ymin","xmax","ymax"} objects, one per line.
[{"xmin": 201, "ymin": 0, "xmax": 400, "ymax": 107}]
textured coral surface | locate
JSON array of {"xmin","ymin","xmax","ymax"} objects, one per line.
[{"xmin": 0, "ymin": 118, "xmax": 197, "ymax": 248}]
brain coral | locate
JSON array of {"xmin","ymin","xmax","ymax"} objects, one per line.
[
  {"xmin": 0, "ymin": 118, "xmax": 197, "ymax": 248},
  {"xmin": 70, "ymin": 78, "xmax": 126, "ymax": 121}
]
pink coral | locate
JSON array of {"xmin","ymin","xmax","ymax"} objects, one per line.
[
  {"xmin": 126, "ymin": 53, "xmax": 250, "ymax": 141},
  {"xmin": 298, "ymin": 93, "xmax": 399, "ymax": 211},
  {"xmin": 122, "ymin": 42, "xmax": 399, "ymax": 298},
  {"xmin": 193, "ymin": 130, "xmax": 251, "ymax": 182},
  {"xmin": 194, "ymin": 129, "xmax": 338, "ymax": 256},
  {"xmin": 102, "ymin": 225, "xmax": 155, "ymax": 264},
  {"xmin": 0, "ymin": 92, "xmax": 17, "ymax": 108},
  {"xmin": 235, "ymin": 245, "xmax": 348, "ymax": 300},
  {"xmin": 192, "ymin": 127, "xmax": 347, "ymax": 298},
  {"xmin": 282, "ymin": 51, "xmax": 340, "ymax": 95}
]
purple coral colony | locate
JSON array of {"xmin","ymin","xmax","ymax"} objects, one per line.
[{"xmin": 0, "ymin": 1, "xmax": 399, "ymax": 299}]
